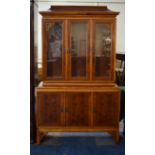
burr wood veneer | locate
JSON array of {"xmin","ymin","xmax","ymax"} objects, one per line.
[{"xmin": 36, "ymin": 6, "xmax": 120, "ymax": 144}]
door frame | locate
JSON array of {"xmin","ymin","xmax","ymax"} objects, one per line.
[
  {"xmin": 42, "ymin": 19, "xmax": 66, "ymax": 81},
  {"xmin": 67, "ymin": 19, "xmax": 90, "ymax": 81},
  {"xmin": 92, "ymin": 19, "xmax": 116, "ymax": 82}
]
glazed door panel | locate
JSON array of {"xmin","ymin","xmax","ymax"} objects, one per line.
[
  {"xmin": 93, "ymin": 92, "xmax": 119, "ymax": 127},
  {"xmin": 66, "ymin": 93, "xmax": 91, "ymax": 127},
  {"xmin": 37, "ymin": 93, "xmax": 65, "ymax": 126},
  {"xmin": 68, "ymin": 21, "xmax": 89, "ymax": 80},
  {"xmin": 44, "ymin": 20, "xmax": 65, "ymax": 80},
  {"xmin": 92, "ymin": 21, "xmax": 114, "ymax": 81}
]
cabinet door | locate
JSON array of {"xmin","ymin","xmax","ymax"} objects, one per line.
[
  {"xmin": 68, "ymin": 21, "xmax": 89, "ymax": 80},
  {"xmin": 92, "ymin": 21, "xmax": 114, "ymax": 81},
  {"xmin": 66, "ymin": 93, "xmax": 91, "ymax": 127},
  {"xmin": 37, "ymin": 93, "xmax": 65, "ymax": 126},
  {"xmin": 43, "ymin": 20, "xmax": 65, "ymax": 80},
  {"xmin": 93, "ymin": 92, "xmax": 119, "ymax": 127}
]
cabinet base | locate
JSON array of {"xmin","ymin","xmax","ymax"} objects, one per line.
[
  {"xmin": 36, "ymin": 84, "xmax": 120, "ymax": 144},
  {"xmin": 36, "ymin": 127, "xmax": 119, "ymax": 144}
]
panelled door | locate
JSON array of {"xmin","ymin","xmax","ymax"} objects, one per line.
[
  {"xmin": 92, "ymin": 20, "xmax": 115, "ymax": 81},
  {"xmin": 43, "ymin": 20, "xmax": 66, "ymax": 80},
  {"xmin": 92, "ymin": 92, "xmax": 119, "ymax": 127},
  {"xmin": 68, "ymin": 20, "xmax": 90, "ymax": 80},
  {"xmin": 65, "ymin": 92, "xmax": 91, "ymax": 127},
  {"xmin": 37, "ymin": 92, "xmax": 65, "ymax": 126}
]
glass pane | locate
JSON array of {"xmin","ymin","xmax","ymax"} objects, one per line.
[
  {"xmin": 71, "ymin": 22, "xmax": 87, "ymax": 78},
  {"xmin": 46, "ymin": 22, "xmax": 63, "ymax": 78},
  {"xmin": 95, "ymin": 23, "xmax": 112, "ymax": 78}
]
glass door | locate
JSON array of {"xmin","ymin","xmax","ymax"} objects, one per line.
[
  {"xmin": 44, "ymin": 20, "xmax": 65, "ymax": 80},
  {"xmin": 68, "ymin": 21, "xmax": 89, "ymax": 80},
  {"xmin": 93, "ymin": 21, "xmax": 114, "ymax": 80}
]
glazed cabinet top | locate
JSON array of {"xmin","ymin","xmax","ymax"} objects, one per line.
[{"xmin": 40, "ymin": 6, "xmax": 119, "ymax": 84}]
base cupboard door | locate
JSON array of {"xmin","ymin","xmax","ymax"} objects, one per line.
[
  {"xmin": 37, "ymin": 92, "xmax": 65, "ymax": 126},
  {"xmin": 66, "ymin": 92, "xmax": 91, "ymax": 127},
  {"xmin": 93, "ymin": 92, "xmax": 119, "ymax": 127}
]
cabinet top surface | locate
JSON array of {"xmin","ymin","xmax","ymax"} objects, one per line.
[{"xmin": 40, "ymin": 5, "xmax": 119, "ymax": 16}]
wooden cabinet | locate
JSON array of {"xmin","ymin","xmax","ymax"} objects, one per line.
[{"xmin": 36, "ymin": 6, "xmax": 120, "ymax": 144}]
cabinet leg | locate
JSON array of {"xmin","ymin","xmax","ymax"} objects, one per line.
[
  {"xmin": 114, "ymin": 131, "xmax": 119, "ymax": 143},
  {"xmin": 110, "ymin": 131, "xmax": 120, "ymax": 143},
  {"xmin": 36, "ymin": 130, "xmax": 48, "ymax": 144},
  {"xmin": 36, "ymin": 130, "xmax": 41, "ymax": 144},
  {"xmin": 113, "ymin": 131, "xmax": 119, "ymax": 143}
]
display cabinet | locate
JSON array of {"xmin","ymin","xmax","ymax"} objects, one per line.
[{"xmin": 36, "ymin": 6, "xmax": 120, "ymax": 144}]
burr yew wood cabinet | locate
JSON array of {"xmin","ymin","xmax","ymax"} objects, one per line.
[{"xmin": 36, "ymin": 6, "xmax": 120, "ymax": 144}]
